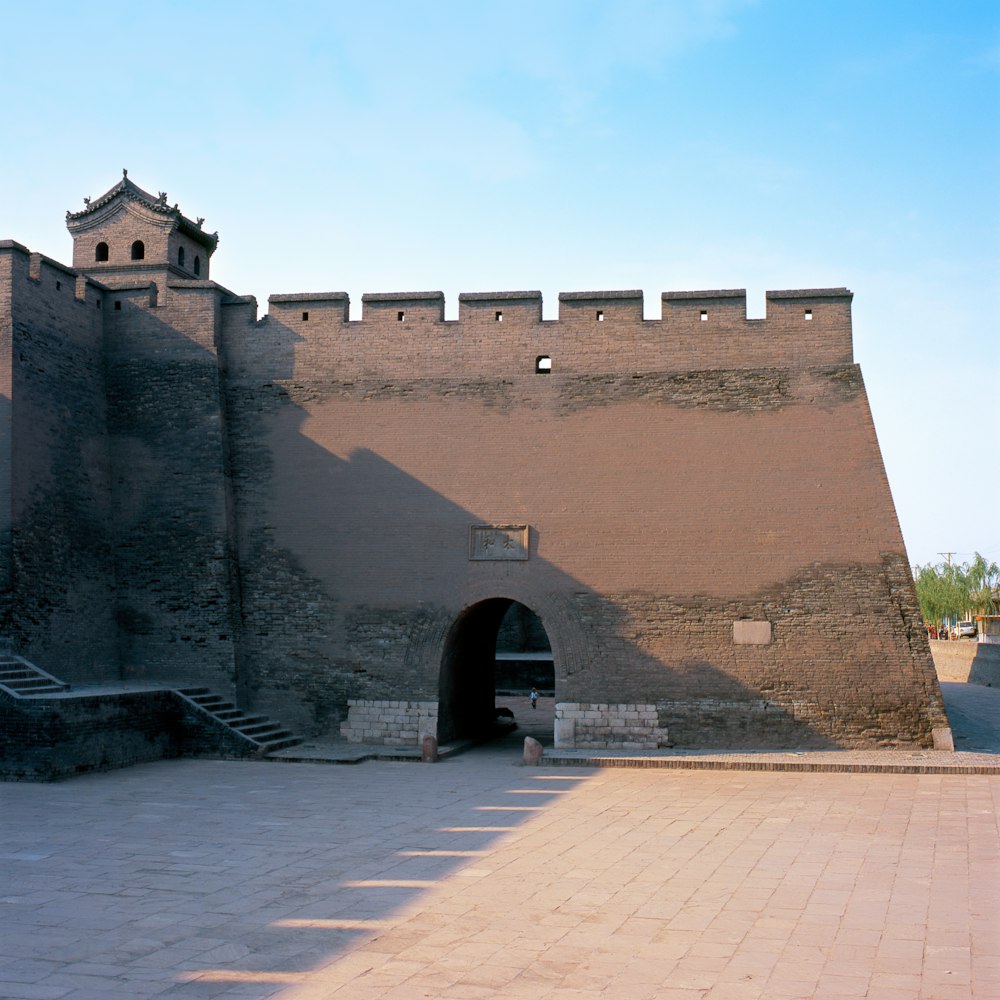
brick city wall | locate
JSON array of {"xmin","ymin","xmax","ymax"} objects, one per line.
[
  {"xmin": 0, "ymin": 243, "xmax": 117, "ymax": 679},
  {"xmin": 217, "ymin": 288, "xmax": 946, "ymax": 748},
  {"xmin": 0, "ymin": 183, "xmax": 948, "ymax": 752}
]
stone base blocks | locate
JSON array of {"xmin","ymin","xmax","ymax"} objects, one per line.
[
  {"xmin": 340, "ymin": 699, "xmax": 439, "ymax": 746},
  {"xmin": 555, "ymin": 702, "xmax": 670, "ymax": 749}
]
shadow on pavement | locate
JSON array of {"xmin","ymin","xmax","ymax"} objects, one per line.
[{"xmin": 941, "ymin": 681, "xmax": 1000, "ymax": 752}]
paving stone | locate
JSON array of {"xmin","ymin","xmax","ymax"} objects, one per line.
[{"xmin": 2, "ymin": 732, "xmax": 999, "ymax": 998}]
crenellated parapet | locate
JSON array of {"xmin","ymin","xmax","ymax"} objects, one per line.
[
  {"xmin": 229, "ymin": 285, "xmax": 854, "ymax": 378},
  {"xmin": 262, "ymin": 285, "xmax": 850, "ymax": 328}
]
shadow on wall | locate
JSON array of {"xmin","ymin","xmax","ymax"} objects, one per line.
[{"xmin": 99, "ymin": 294, "xmax": 242, "ymax": 693}]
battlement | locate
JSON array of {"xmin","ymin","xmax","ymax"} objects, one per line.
[
  {"xmin": 238, "ymin": 285, "xmax": 853, "ymax": 378},
  {"xmin": 3, "ymin": 225, "xmax": 854, "ymax": 378},
  {"xmin": 0, "ymin": 240, "xmax": 106, "ymax": 309},
  {"xmin": 264, "ymin": 285, "xmax": 851, "ymax": 325}
]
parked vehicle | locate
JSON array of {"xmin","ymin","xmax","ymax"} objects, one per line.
[{"xmin": 951, "ymin": 621, "xmax": 977, "ymax": 639}]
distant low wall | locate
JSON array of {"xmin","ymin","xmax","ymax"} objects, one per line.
[{"xmin": 930, "ymin": 640, "xmax": 1000, "ymax": 687}]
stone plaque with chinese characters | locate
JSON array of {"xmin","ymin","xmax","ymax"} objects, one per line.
[{"xmin": 469, "ymin": 525, "xmax": 529, "ymax": 561}]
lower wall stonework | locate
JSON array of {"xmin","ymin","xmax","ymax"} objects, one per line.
[
  {"xmin": 340, "ymin": 699, "xmax": 439, "ymax": 745},
  {"xmin": 555, "ymin": 703, "xmax": 670, "ymax": 750}
]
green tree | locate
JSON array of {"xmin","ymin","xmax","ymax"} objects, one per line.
[
  {"xmin": 914, "ymin": 562, "xmax": 966, "ymax": 624},
  {"xmin": 966, "ymin": 552, "xmax": 1000, "ymax": 615},
  {"xmin": 914, "ymin": 552, "xmax": 1000, "ymax": 625}
]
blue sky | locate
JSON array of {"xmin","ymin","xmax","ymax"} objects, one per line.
[{"xmin": 2, "ymin": 0, "xmax": 997, "ymax": 569}]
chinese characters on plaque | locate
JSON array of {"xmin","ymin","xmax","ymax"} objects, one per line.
[{"xmin": 469, "ymin": 524, "xmax": 529, "ymax": 561}]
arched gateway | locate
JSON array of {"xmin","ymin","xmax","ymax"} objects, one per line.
[{"xmin": 438, "ymin": 599, "xmax": 556, "ymax": 743}]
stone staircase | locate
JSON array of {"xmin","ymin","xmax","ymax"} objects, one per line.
[
  {"xmin": 0, "ymin": 655, "xmax": 71, "ymax": 696},
  {"xmin": 175, "ymin": 687, "xmax": 302, "ymax": 754}
]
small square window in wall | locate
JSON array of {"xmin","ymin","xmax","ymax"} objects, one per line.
[
  {"xmin": 302, "ymin": 311, "xmax": 309, "ymax": 321},
  {"xmin": 596, "ymin": 310, "xmax": 604, "ymax": 321},
  {"xmin": 114, "ymin": 301, "xmax": 122, "ymax": 311},
  {"xmin": 804, "ymin": 309, "xmax": 813, "ymax": 321},
  {"xmin": 536, "ymin": 355, "xmax": 552, "ymax": 374},
  {"xmin": 495, "ymin": 311, "xmax": 503, "ymax": 322},
  {"xmin": 397, "ymin": 311, "xmax": 405, "ymax": 322},
  {"xmin": 55, "ymin": 281, "xmax": 61, "ymax": 291},
  {"xmin": 700, "ymin": 310, "xmax": 708, "ymax": 322}
]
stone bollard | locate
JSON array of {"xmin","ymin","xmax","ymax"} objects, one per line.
[
  {"xmin": 932, "ymin": 727, "xmax": 954, "ymax": 751},
  {"xmin": 421, "ymin": 734, "xmax": 439, "ymax": 762},
  {"xmin": 523, "ymin": 736, "xmax": 543, "ymax": 766}
]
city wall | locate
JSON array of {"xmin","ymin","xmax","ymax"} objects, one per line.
[
  {"xmin": 213, "ymin": 284, "xmax": 945, "ymax": 748},
  {"xmin": 0, "ymin": 190, "xmax": 950, "ymax": 750}
]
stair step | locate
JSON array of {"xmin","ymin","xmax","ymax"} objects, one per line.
[
  {"xmin": 238, "ymin": 720, "xmax": 285, "ymax": 733},
  {"xmin": 239, "ymin": 722, "xmax": 286, "ymax": 736},
  {"xmin": 14, "ymin": 683, "xmax": 65, "ymax": 694},
  {"xmin": 260, "ymin": 736, "xmax": 302, "ymax": 752},
  {"xmin": 173, "ymin": 686, "xmax": 302, "ymax": 756},
  {"xmin": 233, "ymin": 720, "xmax": 273, "ymax": 734}
]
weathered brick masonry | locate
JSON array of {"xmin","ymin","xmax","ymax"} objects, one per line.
[{"xmin": 0, "ymin": 174, "xmax": 950, "ymax": 751}]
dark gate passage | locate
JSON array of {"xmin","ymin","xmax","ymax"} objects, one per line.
[
  {"xmin": 495, "ymin": 602, "xmax": 554, "ymax": 695},
  {"xmin": 438, "ymin": 599, "xmax": 554, "ymax": 743}
]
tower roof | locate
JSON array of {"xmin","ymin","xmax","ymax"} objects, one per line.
[{"xmin": 66, "ymin": 169, "xmax": 218, "ymax": 254}]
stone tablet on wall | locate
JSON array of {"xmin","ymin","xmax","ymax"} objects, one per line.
[
  {"xmin": 469, "ymin": 525, "xmax": 529, "ymax": 561},
  {"xmin": 733, "ymin": 620, "xmax": 772, "ymax": 645}
]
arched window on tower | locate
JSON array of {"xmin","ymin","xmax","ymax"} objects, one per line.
[
  {"xmin": 131, "ymin": 240, "xmax": 145, "ymax": 261},
  {"xmin": 193, "ymin": 255, "xmax": 201, "ymax": 276},
  {"xmin": 95, "ymin": 242, "xmax": 109, "ymax": 262},
  {"xmin": 178, "ymin": 246, "xmax": 185, "ymax": 268}
]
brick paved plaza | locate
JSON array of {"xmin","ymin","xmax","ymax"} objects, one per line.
[{"xmin": 3, "ymin": 699, "xmax": 1000, "ymax": 1000}]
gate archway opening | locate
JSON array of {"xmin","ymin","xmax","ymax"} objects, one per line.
[{"xmin": 438, "ymin": 598, "xmax": 554, "ymax": 743}]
